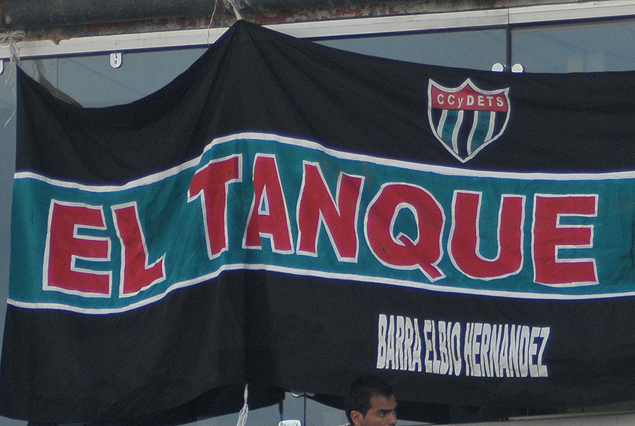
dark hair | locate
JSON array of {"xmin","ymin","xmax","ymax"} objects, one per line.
[{"xmin": 344, "ymin": 375, "xmax": 394, "ymax": 423}]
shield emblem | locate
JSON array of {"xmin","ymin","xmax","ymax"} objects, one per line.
[{"xmin": 428, "ymin": 78, "xmax": 510, "ymax": 163}]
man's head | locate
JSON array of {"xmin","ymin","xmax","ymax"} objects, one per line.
[{"xmin": 345, "ymin": 375, "xmax": 397, "ymax": 426}]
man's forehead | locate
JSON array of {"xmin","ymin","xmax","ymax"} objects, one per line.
[{"xmin": 370, "ymin": 394, "xmax": 397, "ymax": 409}]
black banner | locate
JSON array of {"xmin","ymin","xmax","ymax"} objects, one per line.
[{"xmin": 4, "ymin": 20, "xmax": 635, "ymax": 424}]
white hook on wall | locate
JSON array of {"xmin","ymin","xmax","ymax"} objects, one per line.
[
  {"xmin": 512, "ymin": 63, "xmax": 525, "ymax": 73},
  {"xmin": 110, "ymin": 52, "xmax": 122, "ymax": 68}
]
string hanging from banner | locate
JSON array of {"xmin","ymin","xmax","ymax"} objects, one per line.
[
  {"xmin": 0, "ymin": 30, "xmax": 25, "ymax": 127},
  {"xmin": 207, "ymin": 0, "xmax": 220, "ymax": 45},
  {"xmin": 236, "ymin": 384, "xmax": 250, "ymax": 426}
]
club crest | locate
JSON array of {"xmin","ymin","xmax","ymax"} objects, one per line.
[{"xmin": 428, "ymin": 78, "xmax": 510, "ymax": 163}]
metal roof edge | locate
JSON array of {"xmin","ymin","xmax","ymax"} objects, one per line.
[{"xmin": 1, "ymin": 0, "xmax": 634, "ymax": 59}]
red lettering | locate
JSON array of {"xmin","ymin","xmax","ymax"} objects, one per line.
[
  {"xmin": 450, "ymin": 191, "xmax": 524, "ymax": 279},
  {"xmin": 244, "ymin": 154, "xmax": 293, "ymax": 253},
  {"xmin": 533, "ymin": 194, "xmax": 598, "ymax": 286},
  {"xmin": 188, "ymin": 155, "xmax": 242, "ymax": 259},
  {"xmin": 365, "ymin": 183, "xmax": 445, "ymax": 281},
  {"xmin": 297, "ymin": 162, "xmax": 364, "ymax": 261},
  {"xmin": 431, "ymin": 85, "xmax": 508, "ymax": 112},
  {"xmin": 112, "ymin": 203, "xmax": 166, "ymax": 296},
  {"xmin": 44, "ymin": 201, "xmax": 111, "ymax": 295}
]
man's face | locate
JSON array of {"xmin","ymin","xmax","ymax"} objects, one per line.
[{"xmin": 351, "ymin": 395, "xmax": 397, "ymax": 426}]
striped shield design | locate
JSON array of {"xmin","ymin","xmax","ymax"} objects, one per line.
[{"xmin": 428, "ymin": 78, "xmax": 510, "ymax": 163}]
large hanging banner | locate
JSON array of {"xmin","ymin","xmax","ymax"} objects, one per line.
[{"xmin": 4, "ymin": 20, "xmax": 635, "ymax": 424}]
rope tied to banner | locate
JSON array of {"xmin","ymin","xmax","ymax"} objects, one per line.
[
  {"xmin": 236, "ymin": 384, "xmax": 250, "ymax": 426},
  {"xmin": 0, "ymin": 29, "xmax": 25, "ymax": 127},
  {"xmin": 0, "ymin": 30, "xmax": 24, "ymax": 66},
  {"xmin": 226, "ymin": 0, "xmax": 244, "ymax": 21}
]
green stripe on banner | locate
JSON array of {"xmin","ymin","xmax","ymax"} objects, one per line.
[{"xmin": 9, "ymin": 134, "xmax": 635, "ymax": 313}]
